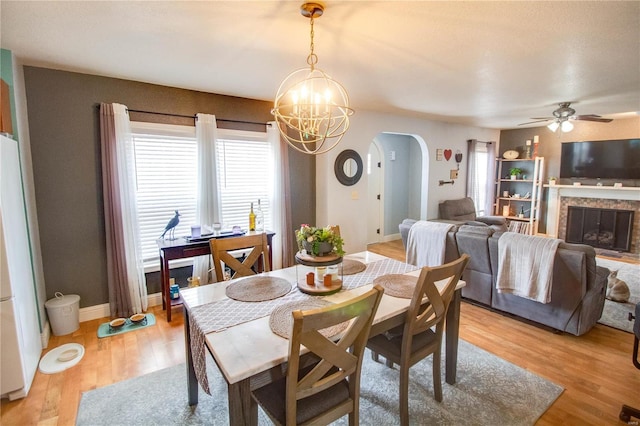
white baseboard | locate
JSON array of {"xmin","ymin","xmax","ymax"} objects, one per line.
[
  {"xmin": 381, "ymin": 233, "xmax": 401, "ymax": 242},
  {"xmin": 40, "ymin": 322, "xmax": 51, "ymax": 349},
  {"xmin": 78, "ymin": 292, "xmax": 163, "ymax": 323}
]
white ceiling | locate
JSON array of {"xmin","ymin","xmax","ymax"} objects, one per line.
[{"xmin": 1, "ymin": 1, "xmax": 639, "ymax": 129}]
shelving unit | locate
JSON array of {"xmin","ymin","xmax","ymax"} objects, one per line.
[{"xmin": 494, "ymin": 157, "xmax": 544, "ymax": 235}]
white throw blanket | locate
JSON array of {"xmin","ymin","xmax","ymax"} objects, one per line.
[
  {"xmin": 406, "ymin": 221, "xmax": 454, "ymax": 267},
  {"xmin": 495, "ymin": 232, "xmax": 562, "ymax": 304}
]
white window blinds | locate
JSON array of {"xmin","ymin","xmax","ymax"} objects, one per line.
[
  {"xmin": 130, "ymin": 123, "xmax": 272, "ymax": 268},
  {"xmin": 216, "ymin": 132, "xmax": 272, "ymax": 232},
  {"xmin": 131, "ymin": 122, "xmax": 197, "ymax": 264}
]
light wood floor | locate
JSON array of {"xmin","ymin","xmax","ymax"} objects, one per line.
[{"xmin": 2, "ymin": 241, "xmax": 639, "ymax": 425}]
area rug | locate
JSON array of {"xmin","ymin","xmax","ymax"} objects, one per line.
[
  {"xmin": 596, "ymin": 258, "xmax": 639, "ymax": 333},
  {"xmin": 96, "ymin": 313, "xmax": 156, "ymax": 338},
  {"xmin": 76, "ymin": 340, "xmax": 563, "ymax": 425}
]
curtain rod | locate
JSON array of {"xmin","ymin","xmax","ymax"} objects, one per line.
[
  {"xmin": 467, "ymin": 139, "xmax": 493, "ymax": 144},
  {"xmin": 125, "ymin": 108, "xmax": 268, "ymax": 126}
]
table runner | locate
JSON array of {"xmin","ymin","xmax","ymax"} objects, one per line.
[{"xmin": 189, "ymin": 257, "xmax": 418, "ymax": 394}]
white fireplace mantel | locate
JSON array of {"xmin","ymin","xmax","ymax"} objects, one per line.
[{"xmin": 545, "ymin": 184, "xmax": 640, "ymax": 238}]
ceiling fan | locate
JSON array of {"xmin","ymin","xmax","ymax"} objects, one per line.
[{"xmin": 519, "ymin": 102, "xmax": 613, "ymax": 132}]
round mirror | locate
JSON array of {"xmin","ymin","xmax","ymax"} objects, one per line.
[
  {"xmin": 343, "ymin": 158, "xmax": 358, "ymax": 178},
  {"xmin": 334, "ymin": 149, "xmax": 363, "ymax": 186}
]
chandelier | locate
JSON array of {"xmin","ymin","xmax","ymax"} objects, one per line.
[{"xmin": 272, "ymin": 2, "xmax": 354, "ymax": 155}]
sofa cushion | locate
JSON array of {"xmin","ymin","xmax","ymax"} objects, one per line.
[
  {"xmin": 458, "ymin": 224, "xmax": 494, "ymax": 236},
  {"xmin": 439, "ymin": 198, "xmax": 477, "ymax": 222},
  {"xmin": 455, "ymin": 226, "xmax": 494, "ymax": 305}
]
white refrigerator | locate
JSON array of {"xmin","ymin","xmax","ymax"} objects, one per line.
[{"xmin": 0, "ymin": 134, "xmax": 42, "ymax": 400}]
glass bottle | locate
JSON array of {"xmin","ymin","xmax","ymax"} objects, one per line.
[
  {"xmin": 249, "ymin": 202, "xmax": 256, "ymax": 231},
  {"xmin": 255, "ymin": 199, "xmax": 264, "ymax": 232}
]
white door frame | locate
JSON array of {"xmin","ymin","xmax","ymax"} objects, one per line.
[{"xmin": 367, "ymin": 139, "xmax": 384, "ymax": 244}]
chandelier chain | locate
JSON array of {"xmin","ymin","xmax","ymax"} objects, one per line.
[{"xmin": 306, "ymin": 16, "xmax": 318, "ymax": 70}]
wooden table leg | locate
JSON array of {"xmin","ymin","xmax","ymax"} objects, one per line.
[
  {"xmin": 162, "ymin": 254, "xmax": 172, "ymax": 322},
  {"xmin": 160, "ymin": 251, "xmax": 167, "ymax": 310},
  {"xmin": 445, "ymin": 288, "xmax": 461, "ymax": 385},
  {"xmin": 228, "ymin": 379, "xmax": 257, "ymax": 426},
  {"xmin": 184, "ymin": 308, "xmax": 199, "ymax": 406}
]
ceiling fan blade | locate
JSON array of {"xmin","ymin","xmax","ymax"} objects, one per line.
[
  {"xmin": 573, "ymin": 115, "xmax": 613, "ymax": 123},
  {"xmin": 518, "ymin": 119, "xmax": 551, "ymax": 126}
]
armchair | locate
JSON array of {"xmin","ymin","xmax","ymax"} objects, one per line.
[{"xmin": 438, "ymin": 197, "xmax": 507, "ymax": 232}]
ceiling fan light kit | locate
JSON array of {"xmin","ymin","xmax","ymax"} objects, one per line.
[
  {"xmin": 272, "ymin": 2, "xmax": 354, "ymax": 155},
  {"xmin": 520, "ymin": 102, "xmax": 613, "ymax": 133}
]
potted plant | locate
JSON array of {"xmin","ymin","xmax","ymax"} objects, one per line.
[
  {"xmin": 548, "ymin": 176, "xmax": 557, "ymax": 185},
  {"xmin": 509, "ymin": 167, "xmax": 522, "ymax": 180},
  {"xmin": 296, "ymin": 224, "xmax": 345, "ymax": 257}
]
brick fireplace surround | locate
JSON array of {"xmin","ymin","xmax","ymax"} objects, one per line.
[{"xmin": 546, "ymin": 185, "xmax": 640, "ymax": 255}]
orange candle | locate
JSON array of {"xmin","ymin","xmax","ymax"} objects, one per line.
[
  {"xmin": 306, "ymin": 272, "xmax": 315, "ymax": 286},
  {"xmin": 323, "ymin": 274, "xmax": 332, "ymax": 286}
]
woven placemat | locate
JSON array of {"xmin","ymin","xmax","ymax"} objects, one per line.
[
  {"xmin": 342, "ymin": 258, "xmax": 367, "ymax": 275},
  {"xmin": 225, "ymin": 276, "xmax": 292, "ymax": 302},
  {"xmin": 269, "ymin": 299, "xmax": 350, "ymax": 339},
  {"xmin": 373, "ymin": 274, "xmax": 418, "ymax": 299}
]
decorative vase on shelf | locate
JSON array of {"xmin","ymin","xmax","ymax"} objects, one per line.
[{"xmin": 510, "ymin": 175, "xmax": 517, "ymax": 180}]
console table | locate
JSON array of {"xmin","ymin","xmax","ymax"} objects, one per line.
[{"xmin": 157, "ymin": 231, "xmax": 274, "ymax": 321}]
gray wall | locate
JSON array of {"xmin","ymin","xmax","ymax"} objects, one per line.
[
  {"xmin": 377, "ymin": 133, "xmax": 421, "ymax": 236},
  {"xmin": 23, "ymin": 66, "xmax": 314, "ymax": 308},
  {"xmin": 498, "ymin": 117, "xmax": 640, "ymax": 233}
]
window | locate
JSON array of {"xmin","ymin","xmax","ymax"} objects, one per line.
[
  {"xmin": 131, "ymin": 122, "xmax": 198, "ymax": 266},
  {"xmin": 216, "ymin": 131, "xmax": 273, "ymax": 233},
  {"xmin": 130, "ymin": 122, "xmax": 273, "ymax": 269},
  {"xmin": 469, "ymin": 143, "xmax": 489, "ymax": 216}
]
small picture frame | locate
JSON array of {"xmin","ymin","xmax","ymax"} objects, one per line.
[{"xmin": 436, "ymin": 149, "xmax": 443, "ymax": 161}]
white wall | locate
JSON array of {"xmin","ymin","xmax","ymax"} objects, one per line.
[{"xmin": 316, "ymin": 109, "xmax": 500, "ymax": 253}]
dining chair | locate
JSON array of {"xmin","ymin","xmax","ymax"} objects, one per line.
[
  {"xmin": 252, "ymin": 285, "xmax": 384, "ymax": 426},
  {"xmin": 366, "ymin": 254, "xmax": 470, "ymax": 426},
  {"xmin": 209, "ymin": 232, "xmax": 270, "ymax": 282}
]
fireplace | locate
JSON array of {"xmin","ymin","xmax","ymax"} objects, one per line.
[
  {"xmin": 565, "ymin": 206, "xmax": 634, "ymax": 251},
  {"xmin": 545, "ymin": 185, "xmax": 640, "ymax": 255}
]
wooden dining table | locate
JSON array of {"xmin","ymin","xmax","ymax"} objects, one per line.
[{"xmin": 181, "ymin": 251, "xmax": 465, "ymax": 425}]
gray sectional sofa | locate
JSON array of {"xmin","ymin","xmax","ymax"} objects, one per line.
[{"xmin": 399, "ymin": 219, "xmax": 608, "ymax": 336}]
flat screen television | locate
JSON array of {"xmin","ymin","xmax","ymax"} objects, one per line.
[{"xmin": 560, "ymin": 138, "xmax": 640, "ymax": 179}]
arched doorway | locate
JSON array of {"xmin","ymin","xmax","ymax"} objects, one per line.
[{"xmin": 367, "ymin": 133, "xmax": 429, "ymax": 243}]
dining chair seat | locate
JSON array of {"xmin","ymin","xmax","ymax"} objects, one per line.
[
  {"xmin": 252, "ymin": 367, "xmax": 351, "ymax": 425},
  {"xmin": 368, "ymin": 325, "xmax": 437, "ymax": 359}
]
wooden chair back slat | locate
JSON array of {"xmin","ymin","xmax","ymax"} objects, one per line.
[{"xmin": 209, "ymin": 233, "xmax": 270, "ymax": 282}]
